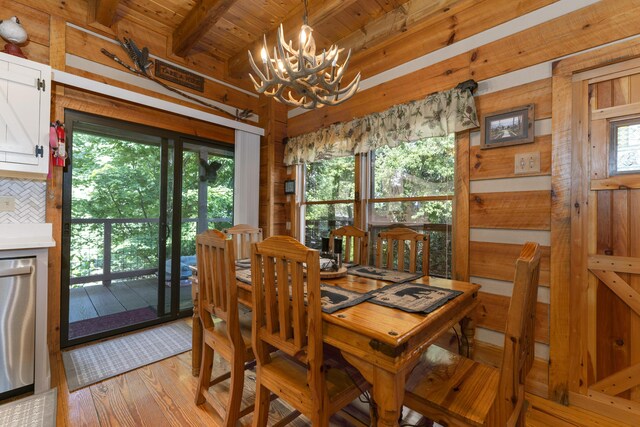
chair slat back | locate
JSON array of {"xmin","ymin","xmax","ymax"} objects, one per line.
[
  {"xmin": 224, "ymin": 224, "xmax": 263, "ymax": 260},
  {"xmin": 498, "ymin": 242, "xmax": 541, "ymax": 421},
  {"xmin": 375, "ymin": 227, "xmax": 429, "ymax": 274},
  {"xmin": 251, "ymin": 236, "xmax": 323, "ymax": 383},
  {"xmin": 196, "ymin": 229, "xmax": 236, "ymax": 323},
  {"xmin": 330, "ymin": 225, "xmax": 369, "ymax": 265}
]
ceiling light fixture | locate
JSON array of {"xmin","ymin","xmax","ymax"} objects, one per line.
[{"xmin": 247, "ymin": 0, "xmax": 360, "ymax": 109}]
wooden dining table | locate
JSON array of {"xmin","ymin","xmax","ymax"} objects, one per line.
[{"xmin": 191, "ymin": 269, "xmax": 480, "ymax": 427}]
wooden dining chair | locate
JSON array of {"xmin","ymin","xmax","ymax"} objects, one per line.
[
  {"xmin": 375, "ymin": 227, "xmax": 430, "ymax": 274},
  {"xmin": 250, "ymin": 235, "xmax": 369, "ymax": 426},
  {"xmin": 403, "ymin": 242, "xmax": 541, "ymax": 427},
  {"xmin": 224, "ymin": 223, "xmax": 263, "ymax": 260},
  {"xmin": 329, "ymin": 225, "xmax": 369, "ymax": 265},
  {"xmin": 194, "ymin": 229, "xmax": 255, "ymax": 426}
]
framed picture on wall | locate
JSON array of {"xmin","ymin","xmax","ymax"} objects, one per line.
[{"xmin": 480, "ymin": 104, "xmax": 535, "ymax": 149}]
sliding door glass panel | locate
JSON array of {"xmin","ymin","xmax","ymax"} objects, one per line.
[{"xmin": 67, "ymin": 127, "xmax": 166, "ymax": 341}]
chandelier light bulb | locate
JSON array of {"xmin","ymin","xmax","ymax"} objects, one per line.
[{"xmin": 247, "ymin": 1, "xmax": 360, "ymax": 109}]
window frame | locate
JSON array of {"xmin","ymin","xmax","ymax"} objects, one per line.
[{"xmin": 609, "ymin": 116, "xmax": 640, "ymax": 176}]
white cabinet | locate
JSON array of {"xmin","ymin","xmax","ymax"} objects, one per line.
[{"xmin": 0, "ymin": 52, "xmax": 51, "ymax": 175}]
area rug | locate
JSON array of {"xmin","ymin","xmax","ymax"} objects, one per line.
[
  {"xmin": 63, "ymin": 321, "xmax": 191, "ymax": 391},
  {"xmin": 0, "ymin": 388, "xmax": 57, "ymax": 427},
  {"xmin": 347, "ymin": 265, "xmax": 424, "ymax": 283},
  {"xmin": 367, "ymin": 282, "xmax": 462, "ymax": 314}
]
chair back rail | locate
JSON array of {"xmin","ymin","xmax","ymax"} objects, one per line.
[
  {"xmin": 375, "ymin": 227, "xmax": 430, "ymax": 274},
  {"xmin": 330, "ymin": 225, "xmax": 369, "ymax": 265},
  {"xmin": 224, "ymin": 224, "xmax": 263, "ymax": 260},
  {"xmin": 493, "ymin": 241, "xmax": 541, "ymax": 425},
  {"xmin": 251, "ymin": 236, "xmax": 323, "ymax": 393},
  {"xmin": 196, "ymin": 229, "xmax": 232, "ymax": 322}
]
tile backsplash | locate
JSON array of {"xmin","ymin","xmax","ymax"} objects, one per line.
[{"xmin": 0, "ymin": 177, "xmax": 46, "ymax": 223}]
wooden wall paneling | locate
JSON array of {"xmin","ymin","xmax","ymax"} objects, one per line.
[
  {"xmin": 475, "ymin": 291, "xmax": 549, "ymax": 344},
  {"xmin": 631, "ymin": 74, "xmax": 640, "ymax": 103},
  {"xmin": 474, "ymin": 78, "xmax": 552, "ymax": 121},
  {"xmin": 549, "ymin": 72, "xmax": 572, "ymax": 404},
  {"xmin": 569, "ymin": 80, "xmax": 590, "ymax": 395},
  {"xmin": 469, "ymin": 191, "xmax": 551, "ymax": 230},
  {"xmin": 258, "ymin": 97, "xmax": 288, "ymax": 237},
  {"xmin": 47, "ymin": 16, "xmax": 67, "ymax": 353},
  {"xmin": 339, "ymin": 0, "xmax": 556, "ymax": 85},
  {"xmin": 590, "ymin": 118, "xmax": 608, "ymax": 180},
  {"xmin": 17, "ymin": 0, "xmax": 89, "ymax": 28},
  {"xmin": 596, "ymin": 80, "xmax": 613, "ymax": 109},
  {"xmin": 612, "ymin": 76, "xmax": 631, "ymax": 106},
  {"xmin": 470, "ymin": 0, "xmax": 640, "ymax": 87},
  {"xmin": 452, "ymin": 131, "xmax": 469, "ymax": 282},
  {"xmin": 0, "ymin": 0, "xmax": 51, "ymax": 64},
  {"xmin": 631, "ymin": 190, "xmax": 640, "ymax": 401},
  {"xmin": 63, "ymin": 25, "xmax": 259, "ymax": 113},
  {"xmin": 288, "ymin": 0, "xmax": 640, "ymax": 139},
  {"xmin": 58, "ymin": 87, "xmax": 235, "ymax": 143},
  {"xmin": 469, "ymin": 242, "xmax": 550, "ymax": 287},
  {"xmin": 470, "ymin": 135, "xmax": 551, "ymax": 181}
]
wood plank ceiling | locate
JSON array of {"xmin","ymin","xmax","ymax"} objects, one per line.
[{"xmin": 91, "ymin": 0, "xmax": 556, "ymax": 99}]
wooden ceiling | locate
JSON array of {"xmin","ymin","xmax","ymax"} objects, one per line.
[{"xmin": 90, "ymin": 0, "xmax": 556, "ymax": 93}]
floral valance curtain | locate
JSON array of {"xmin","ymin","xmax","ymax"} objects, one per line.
[{"xmin": 284, "ymin": 88, "xmax": 479, "ymax": 165}]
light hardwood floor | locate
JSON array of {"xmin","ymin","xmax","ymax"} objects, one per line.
[{"xmin": 50, "ymin": 321, "xmax": 632, "ymax": 427}]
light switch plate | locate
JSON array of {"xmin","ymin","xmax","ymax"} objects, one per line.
[
  {"xmin": 515, "ymin": 152, "xmax": 541, "ymax": 174},
  {"xmin": 0, "ymin": 196, "xmax": 16, "ymax": 212}
]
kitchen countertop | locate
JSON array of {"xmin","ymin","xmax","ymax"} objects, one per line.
[{"xmin": 0, "ymin": 223, "xmax": 56, "ymax": 250}]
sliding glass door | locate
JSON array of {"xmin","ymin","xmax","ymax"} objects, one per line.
[{"xmin": 61, "ymin": 111, "xmax": 233, "ymax": 347}]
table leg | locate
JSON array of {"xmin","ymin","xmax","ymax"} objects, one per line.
[
  {"xmin": 459, "ymin": 316, "xmax": 475, "ymax": 358},
  {"xmin": 191, "ymin": 279, "xmax": 202, "ymax": 377},
  {"xmin": 343, "ymin": 353, "xmax": 405, "ymax": 427}
]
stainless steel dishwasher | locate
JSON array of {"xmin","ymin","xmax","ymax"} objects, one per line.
[{"xmin": 0, "ymin": 257, "xmax": 36, "ymax": 397}]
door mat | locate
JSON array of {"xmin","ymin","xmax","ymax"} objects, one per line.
[
  {"xmin": 0, "ymin": 388, "xmax": 57, "ymax": 427},
  {"xmin": 63, "ymin": 321, "xmax": 191, "ymax": 391},
  {"xmin": 68, "ymin": 306, "xmax": 158, "ymax": 340}
]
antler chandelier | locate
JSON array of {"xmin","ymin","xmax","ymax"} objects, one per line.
[{"xmin": 248, "ymin": 0, "xmax": 360, "ymax": 109}]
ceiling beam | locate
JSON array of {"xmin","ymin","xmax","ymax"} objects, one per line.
[
  {"xmin": 90, "ymin": 0, "xmax": 120, "ymax": 27},
  {"xmin": 227, "ymin": 0, "xmax": 359, "ymax": 79},
  {"xmin": 173, "ymin": 0, "xmax": 237, "ymax": 57}
]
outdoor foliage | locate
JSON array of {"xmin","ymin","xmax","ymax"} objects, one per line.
[
  {"xmin": 70, "ymin": 132, "xmax": 233, "ymax": 279},
  {"xmin": 304, "ymin": 135, "xmax": 454, "ymax": 276}
]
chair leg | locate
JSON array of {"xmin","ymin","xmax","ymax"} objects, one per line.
[
  {"xmin": 224, "ymin": 356, "xmax": 245, "ymax": 426},
  {"xmin": 252, "ymin": 383, "xmax": 270, "ymax": 427},
  {"xmin": 195, "ymin": 343, "xmax": 213, "ymax": 405}
]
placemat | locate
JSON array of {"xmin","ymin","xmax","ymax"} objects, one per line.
[
  {"xmin": 236, "ymin": 258, "xmax": 251, "ymax": 269},
  {"xmin": 320, "ymin": 283, "xmax": 371, "ymax": 314},
  {"xmin": 367, "ymin": 282, "xmax": 462, "ymax": 314},
  {"xmin": 234, "ymin": 269, "xmax": 370, "ymax": 313},
  {"xmin": 347, "ymin": 266, "xmax": 424, "ymax": 283},
  {"xmin": 236, "ymin": 268, "xmax": 253, "ymax": 284}
]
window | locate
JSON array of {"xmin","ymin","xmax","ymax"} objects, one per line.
[
  {"xmin": 303, "ymin": 156, "xmax": 355, "ymax": 249},
  {"xmin": 369, "ymin": 136, "xmax": 455, "ymax": 277},
  {"xmin": 610, "ymin": 118, "xmax": 640, "ymax": 174}
]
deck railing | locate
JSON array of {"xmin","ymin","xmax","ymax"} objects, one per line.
[{"xmin": 69, "ymin": 217, "xmax": 231, "ymax": 285}]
